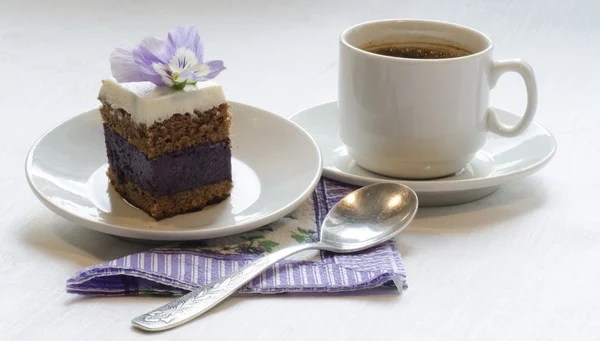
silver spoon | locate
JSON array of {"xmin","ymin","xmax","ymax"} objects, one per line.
[{"xmin": 132, "ymin": 182, "xmax": 418, "ymax": 331}]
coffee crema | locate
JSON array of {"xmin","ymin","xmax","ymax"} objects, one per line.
[{"xmin": 363, "ymin": 43, "xmax": 472, "ymax": 59}]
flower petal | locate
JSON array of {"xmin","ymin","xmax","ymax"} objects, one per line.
[
  {"xmin": 165, "ymin": 25, "xmax": 204, "ymax": 63},
  {"xmin": 196, "ymin": 60, "xmax": 226, "ymax": 81},
  {"xmin": 109, "ymin": 46, "xmax": 146, "ymax": 82},
  {"xmin": 189, "ymin": 63, "xmax": 210, "ymax": 77},
  {"xmin": 168, "ymin": 48, "xmax": 199, "ymax": 73},
  {"xmin": 132, "ymin": 36, "xmax": 168, "ymax": 86},
  {"xmin": 140, "ymin": 36, "xmax": 166, "ymax": 60},
  {"xmin": 152, "ymin": 63, "xmax": 174, "ymax": 86},
  {"xmin": 177, "ymin": 70, "xmax": 198, "ymax": 83}
]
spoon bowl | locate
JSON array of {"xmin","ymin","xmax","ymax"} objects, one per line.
[{"xmin": 319, "ymin": 183, "xmax": 418, "ymax": 252}]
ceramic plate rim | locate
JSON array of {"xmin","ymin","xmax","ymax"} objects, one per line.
[
  {"xmin": 289, "ymin": 101, "xmax": 556, "ymax": 192},
  {"xmin": 25, "ymin": 101, "xmax": 323, "ymax": 240}
]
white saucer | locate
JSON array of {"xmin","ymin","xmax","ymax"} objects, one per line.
[
  {"xmin": 26, "ymin": 102, "xmax": 322, "ymax": 240},
  {"xmin": 290, "ymin": 101, "xmax": 556, "ymax": 206}
]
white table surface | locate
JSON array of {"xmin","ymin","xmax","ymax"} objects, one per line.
[{"xmin": 2, "ymin": 0, "xmax": 599, "ymax": 340}]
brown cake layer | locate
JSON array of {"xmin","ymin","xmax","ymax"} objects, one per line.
[
  {"xmin": 108, "ymin": 167, "xmax": 232, "ymax": 220},
  {"xmin": 105, "ymin": 124, "xmax": 231, "ymax": 196},
  {"xmin": 99, "ymin": 100, "xmax": 231, "ymax": 159}
]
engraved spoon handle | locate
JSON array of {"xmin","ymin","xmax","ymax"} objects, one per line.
[{"xmin": 132, "ymin": 242, "xmax": 316, "ymax": 331}]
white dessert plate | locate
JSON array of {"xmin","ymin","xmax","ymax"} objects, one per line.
[
  {"xmin": 26, "ymin": 102, "xmax": 322, "ymax": 240},
  {"xmin": 290, "ymin": 101, "xmax": 556, "ymax": 206}
]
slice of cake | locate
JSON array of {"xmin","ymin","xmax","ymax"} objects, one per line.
[{"xmin": 99, "ymin": 25, "xmax": 230, "ymax": 220}]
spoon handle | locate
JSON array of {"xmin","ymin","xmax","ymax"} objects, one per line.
[{"xmin": 132, "ymin": 242, "xmax": 316, "ymax": 331}]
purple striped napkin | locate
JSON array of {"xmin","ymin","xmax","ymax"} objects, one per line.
[{"xmin": 67, "ymin": 179, "xmax": 407, "ymax": 296}]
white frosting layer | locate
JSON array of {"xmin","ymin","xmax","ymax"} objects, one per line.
[{"xmin": 98, "ymin": 78, "xmax": 227, "ymax": 126}]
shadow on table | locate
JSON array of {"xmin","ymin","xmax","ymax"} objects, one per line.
[
  {"xmin": 405, "ymin": 177, "xmax": 549, "ymax": 233},
  {"xmin": 392, "ymin": 177, "xmax": 549, "ymax": 257},
  {"xmin": 66, "ymin": 286, "xmax": 400, "ymax": 304},
  {"xmin": 22, "ymin": 215, "xmax": 150, "ymax": 267},
  {"xmin": 63, "ymin": 287, "xmax": 401, "ymax": 335}
]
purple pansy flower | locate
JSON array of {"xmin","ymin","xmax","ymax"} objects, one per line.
[{"xmin": 110, "ymin": 25, "xmax": 225, "ymax": 90}]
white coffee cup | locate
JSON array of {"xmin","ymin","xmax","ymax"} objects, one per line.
[{"xmin": 338, "ymin": 19, "xmax": 537, "ymax": 179}]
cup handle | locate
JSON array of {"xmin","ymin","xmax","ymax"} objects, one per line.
[{"xmin": 487, "ymin": 59, "xmax": 538, "ymax": 137}]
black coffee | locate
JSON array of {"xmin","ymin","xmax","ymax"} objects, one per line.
[{"xmin": 364, "ymin": 43, "xmax": 472, "ymax": 59}]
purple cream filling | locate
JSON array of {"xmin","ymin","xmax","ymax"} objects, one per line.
[{"xmin": 104, "ymin": 125, "xmax": 232, "ymax": 196}]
